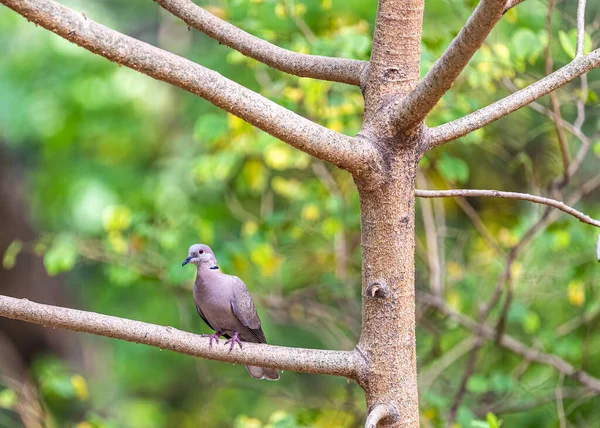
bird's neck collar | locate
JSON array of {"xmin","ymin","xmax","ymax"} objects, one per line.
[{"xmin": 208, "ymin": 265, "xmax": 219, "ymax": 270}]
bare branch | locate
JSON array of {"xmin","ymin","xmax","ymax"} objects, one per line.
[
  {"xmin": 396, "ymin": 0, "xmax": 506, "ymax": 130},
  {"xmin": 365, "ymin": 403, "xmax": 397, "ymax": 428},
  {"xmin": 1, "ymin": 0, "xmax": 374, "ymax": 173},
  {"xmin": 0, "ymin": 295, "xmax": 357, "ymax": 378},
  {"xmin": 415, "ymin": 189, "xmax": 600, "ymax": 228},
  {"xmin": 153, "ymin": 0, "xmax": 367, "ymax": 85},
  {"xmin": 428, "ymin": 49, "xmax": 600, "ymax": 148},
  {"xmin": 416, "ymin": 173, "xmax": 442, "ymax": 296},
  {"xmin": 545, "ymin": 0, "xmax": 570, "ymax": 184},
  {"xmin": 576, "ymin": 0, "xmax": 587, "ymax": 58},
  {"xmin": 418, "ymin": 293, "xmax": 600, "ymax": 392}
]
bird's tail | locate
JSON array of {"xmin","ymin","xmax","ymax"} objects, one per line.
[{"xmin": 246, "ymin": 365, "xmax": 280, "ymax": 381}]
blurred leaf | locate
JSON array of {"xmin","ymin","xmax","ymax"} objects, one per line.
[
  {"xmin": 486, "ymin": 413, "xmax": 502, "ymax": 428},
  {"xmin": 43, "ymin": 234, "xmax": 78, "ymax": 276},
  {"xmin": 2, "ymin": 239, "xmax": 22, "ymax": 269},
  {"xmin": 568, "ymin": 280, "xmax": 585, "ymax": 307},
  {"xmin": 71, "ymin": 375, "xmax": 89, "ymax": 401},
  {"xmin": 0, "ymin": 389, "xmax": 17, "ymax": 409},
  {"xmin": 559, "ymin": 29, "xmax": 593, "ymax": 59},
  {"xmin": 467, "ymin": 375, "xmax": 489, "ymax": 393},
  {"xmin": 438, "ymin": 153, "xmax": 469, "ymax": 184}
]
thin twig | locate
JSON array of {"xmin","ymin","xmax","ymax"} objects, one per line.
[
  {"xmin": 576, "ymin": 0, "xmax": 587, "ymax": 58},
  {"xmin": 557, "ymin": 374, "xmax": 567, "ymax": 428},
  {"xmin": 428, "ymin": 49, "xmax": 600, "ymax": 148},
  {"xmin": 415, "ymin": 189, "xmax": 600, "ymax": 228},
  {"xmin": 545, "ymin": 0, "xmax": 570, "ymax": 184},
  {"xmin": 153, "ymin": 0, "xmax": 366, "ymax": 85},
  {"xmin": 0, "ymin": 295, "xmax": 357, "ymax": 378},
  {"xmin": 418, "ymin": 293, "xmax": 600, "ymax": 392},
  {"xmin": 416, "ymin": 173, "xmax": 443, "ymax": 296}
]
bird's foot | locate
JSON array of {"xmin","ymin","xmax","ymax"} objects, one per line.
[
  {"xmin": 202, "ymin": 333, "xmax": 221, "ymax": 347},
  {"xmin": 225, "ymin": 331, "xmax": 243, "ymax": 352}
]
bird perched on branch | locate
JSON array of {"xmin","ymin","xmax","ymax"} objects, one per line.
[{"xmin": 182, "ymin": 244, "xmax": 279, "ymax": 380}]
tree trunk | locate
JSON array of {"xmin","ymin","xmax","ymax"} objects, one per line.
[{"xmin": 355, "ymin": 136, "xmax": 423, "ymax": 426}]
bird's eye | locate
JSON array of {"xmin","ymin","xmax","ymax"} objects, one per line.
[{"xmin": 199, "ymin": 250, "xmax": 204, "ymax": 255}]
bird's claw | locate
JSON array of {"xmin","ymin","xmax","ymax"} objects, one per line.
[
  {"xmin": 225, "ymin": 332, "xmax": 243, "ymax": 352},
  {"xmin": 202, "ymin": 333, "xmax": 221, "ymax": 347}
]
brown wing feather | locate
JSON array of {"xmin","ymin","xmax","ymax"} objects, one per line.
[{"xmin": 231, "ymin": 277, "xmax": 267, "ymax": 343}]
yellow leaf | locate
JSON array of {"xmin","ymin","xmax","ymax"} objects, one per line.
[
  {"xmin": 552, "ymin": 230, "xmax": 571, "ymax": 250},
  {"xmin": 423, "ymin": 408, "xmax": 437, "ymax": 420},
  {"xmin": 274, "ymin": 3, "xmax": 286, "ymax": 18},
  {"xmin": 242, "ymin": 221, "xmax": 258, "ymax": 237},
  {"xmin": 264, "ymin": 145, "xmax": 292, "ymax": 170},
  {"xmin": 505, "ymin": 8, "xmax": 518, "ymax": 23},
  {"xmin": 102, "ymin": 205, "xmax": 132, "ymax": 232},
  {"xmin": 302, "ymin": 204, "xmax": 320, "ymax": 221},
  {"xmin": 510, "ymin": 261, "xmax": 522, "ymax": 281},
  {"xmin": 447, "ymin": 291, "xmax": 462, "ymax": 312},
  {"xmin": 71, "ymin": 375, "xmax": 89, "ymax": 401},
  {"xmin": 568, "ymin": 281, "xmax": 585, "ymax": 307},
  {"xmin": 242, "ymin": 160, "xmax": 268, "ymax": 192},
  {"xmin": 447, "ymin": 262, "xmax": 463, "ymax": 282},
  {"xmin": 108, "ymin": 231, "xmax": 128, "ymax": 254}
]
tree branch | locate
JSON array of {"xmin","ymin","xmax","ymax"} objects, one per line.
[
  {"xmin": 415, "ymin": 189, "xmax": 600, "ymax": 228},
  {"xmin": 396, "ymin": 0, "xmax": 506, "ymax": 130},
  {"xmin": 418, "ymin": 293, "xmax": 600, "ymax": 392},
  {"xmin": 576, "ymin": 0, "xmax": 587, "ymax": 58},
  {"xmin": 365, "ymin": 403, "xmax": 397, "ymax": 428},
  {"xmin": 0, "ymin": 0, "xmax": 374, "ymax": 173},
  {"xmin": 153, "ymin": 0, "xmax": 367, "ymax": 86},
  {"xmin": 0, "ymin": 295, "xmax": 358, "ymax": 378},
  {"xmin": 427, "ymin": 49, "xmax": 600, "ymax": 148}
]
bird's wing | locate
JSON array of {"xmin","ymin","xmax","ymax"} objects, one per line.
[
  {"xmin": 195, "ymin": 304, "xmax": 215, "ymax": 332},
  {"xmin": 231, "ymin": 276, "xmax": 267, "ymax": 343}
]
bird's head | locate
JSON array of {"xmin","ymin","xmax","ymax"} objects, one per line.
[{"xmin": 182, "ymin": 244, "xmax": 217, "ymax": 267}]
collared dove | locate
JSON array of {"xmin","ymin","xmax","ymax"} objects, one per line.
[{"xmin": 182, "ymin": 244, "xmax": 279, "ymax": 380}]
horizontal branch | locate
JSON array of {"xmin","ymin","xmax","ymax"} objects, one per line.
[
  {"xmin": 396, "ymin": 0, "xmax": 506, "ymax": 130},
  {"xmin": 418, "ymin": 293, "xmax": 600, "ymax": 392},
  {"xmin": 0, "ymin": 295, "xmax": 357, "ymax": 378},
  {"xmin": 1, "ymin": 0, "xmax": 373, "ymax": 173},
  {"xmin": 428, "ymin": 48, "xmax": 600, "ymax": 149},
  {"xmin": 415, "ymin": 189, "xmax": 600, "ymax": 228},
  {"xmin": 153, "ymin": 0, "xmax": 367, "ymax": 86}
]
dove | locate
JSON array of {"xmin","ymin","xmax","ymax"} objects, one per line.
[{"xmin": 182, "ymin": 244, "xmax": 279, "ymax": 380}]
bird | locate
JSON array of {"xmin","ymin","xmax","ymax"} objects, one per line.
[{"xmin": 182, "ymin": 244, "xmax": 279, "ymax": 380}]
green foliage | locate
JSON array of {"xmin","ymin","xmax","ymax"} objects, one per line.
[{"xmin": 0, "ymin": 0, "xmax": 599, "ymax": 426}]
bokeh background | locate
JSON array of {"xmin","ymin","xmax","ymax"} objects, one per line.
[{"xmin": 1, "ymin": 0, "xmax": 599, "ymax": 426}]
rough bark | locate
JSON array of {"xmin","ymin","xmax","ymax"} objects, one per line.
[{"xmin": 354, "ymin": 137, "xmax": 423, "ymax": 427}]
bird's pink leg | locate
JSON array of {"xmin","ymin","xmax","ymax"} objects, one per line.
[
  {"xmin": 225, "ymin": 331, "xmax": 243, "ymax": 352},
  {"xmin": 202, "ymin": 332, "xmax": 221, "ymax": 347}
]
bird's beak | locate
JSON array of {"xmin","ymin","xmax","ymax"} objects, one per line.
[{"xmin": 182, "ymin": 256, "xmax": 192, "ymax": 267}]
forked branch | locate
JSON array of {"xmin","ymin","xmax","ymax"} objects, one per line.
[
  {"xmin": 0, "ymin": 0, "xmax": 372, "ymax": 172},
  {"xmin": 415, "ymin": 189, "xmax": 600, "ymax": 228},
  {"xmin": 0, "ymin": 295, "xmax": 358, "ymax": 378},
  {"xmin": 396, "ymin": 0, "xmax": 506, "ymax": 130},
  {"xmin": 153, "ymin": 0, "xmax": 367, "ymax": 86},
  {"xmin": 428, "ymin": 49, "xmax": 600, "ymax": 148}
]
